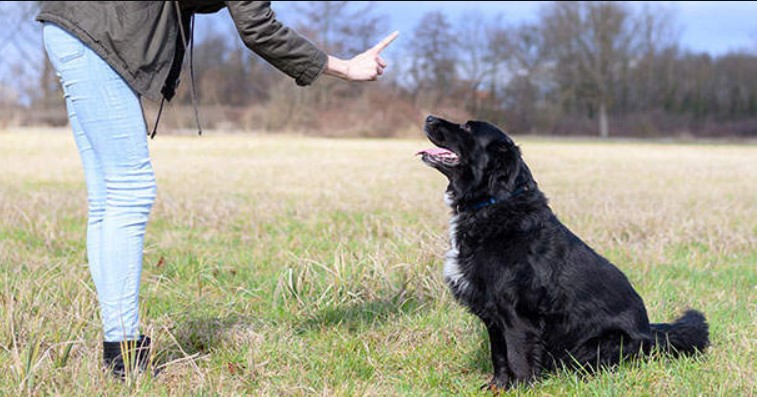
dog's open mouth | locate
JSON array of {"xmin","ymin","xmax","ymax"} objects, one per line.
[{"xmin": 416, "ymin": 147, "xmax": 460, "ymax": 167}]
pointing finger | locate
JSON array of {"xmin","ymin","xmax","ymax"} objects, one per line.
[{"xmin": 371, "ymin": 31, "xmax": 399, "ymax": 54}]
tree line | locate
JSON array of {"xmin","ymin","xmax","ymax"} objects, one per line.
[{"xmin": 2, "ymin": 1, "xmax": 757, "ymax": 138}]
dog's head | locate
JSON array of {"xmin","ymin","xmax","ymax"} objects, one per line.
[{"xmin": 417, "ymin": 115, "xmax": 537, "ymax": 211}]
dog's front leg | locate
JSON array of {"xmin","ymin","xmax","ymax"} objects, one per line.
[
  {"xmin": 484, "ymin": 321, "xmax": 512, "ymax": 390},
  {"xmin": 504, "ymin": 319, "xmax": 543, "ymax": 386}
]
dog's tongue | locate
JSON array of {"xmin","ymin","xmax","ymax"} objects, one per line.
[{"xmin": 415, "ymin": 148, "xmax": 456, "ymax": 157}]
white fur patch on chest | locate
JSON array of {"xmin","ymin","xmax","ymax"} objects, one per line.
[{"xmin": 443, "ymin": 192, "xmax": 470, "ymax": 294}]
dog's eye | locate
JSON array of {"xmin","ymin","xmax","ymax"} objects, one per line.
[{"xmin": 461, "ymin": 123, "xmax": 472, "ymax": 133}]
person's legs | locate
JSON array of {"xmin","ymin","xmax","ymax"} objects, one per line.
[{"xmin": 43, "ymin": 23, "xmax": 157, "ymax": 343}]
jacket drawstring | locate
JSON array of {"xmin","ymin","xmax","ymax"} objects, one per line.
[
  {"xmin": 150, "ymin": 97, "xmax": 165, "ymax": 139},
  {"xmin": 153, "ymin": 1, "xmax": 202, "ymax": 139},
  {"xmin": 185, "ymin": 12, "xmax": 203, "ymax": 136}
]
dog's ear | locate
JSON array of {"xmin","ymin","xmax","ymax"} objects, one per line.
[{"xmin": 488, "ymin": 141, "xmax": 522, "ymax": 195}]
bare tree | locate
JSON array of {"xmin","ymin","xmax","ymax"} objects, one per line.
[
  {"xmin": 625, "ymin": 2, "xmax": 679, "ymax": 113},
  {"xmin": 0, "ymin": 2, "xmax": 53, "ymax": 107},
  {"xmin": 474, "ymin": 21, "xmax": 511, "ymax": 124},
  {"xmin": 503, "ymin": 22, "xmax": 549, "ymax": 132},
  {"xmin": 541, "ymin": 1, "xmax": 636, "ymax": 137},
  {"xmin": 407, "ymin": 11, "xmax": 458, "ymax": 108},
  {"xmin": 455, "ymin": 11, "xmax": 503, "ymax": 117}
]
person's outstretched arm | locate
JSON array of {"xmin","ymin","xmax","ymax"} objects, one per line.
[{"xmin": 226, "ymin": 1, "xmax": 398, "ymax": 85}]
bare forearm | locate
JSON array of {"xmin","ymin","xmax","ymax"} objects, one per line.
[{"xmin": 324, "ymin": 55, "xmax": 351, "ymax": 80}]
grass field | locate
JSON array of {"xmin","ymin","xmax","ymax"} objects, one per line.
[{"xmin": 1, "ymin": 129, "xmax": 755, "ymax": 396}]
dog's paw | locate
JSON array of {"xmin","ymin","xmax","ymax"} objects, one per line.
[{"xmin": 481, "ymin": 375, "xmax": 511, "ymax": 393}]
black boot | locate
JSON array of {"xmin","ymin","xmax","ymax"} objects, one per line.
[{"xmin": 103, "ymin": 335, "xmax": 151, "ymax": 378}]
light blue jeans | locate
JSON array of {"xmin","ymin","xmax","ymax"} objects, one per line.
[{"xmin": 43, "ymin": 23, "xmax": 156, "ymax": 342}]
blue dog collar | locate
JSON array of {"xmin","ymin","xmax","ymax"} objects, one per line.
[
  {"xmin": 459, "ymin": 185, "xmax": 529, "ymax": 212},
  {"xmin": 469, "ymin": 197, "xmax": 498, "ymax": 211}
]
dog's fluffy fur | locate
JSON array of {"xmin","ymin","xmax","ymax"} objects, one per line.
[{"xmin": 418, "ymin": 116, "xmax": 709, "ymax": 389}]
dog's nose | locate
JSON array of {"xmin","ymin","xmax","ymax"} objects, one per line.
[{"xmin": 426, "ymin": 115, "xmax": 437, "ymax": 123}]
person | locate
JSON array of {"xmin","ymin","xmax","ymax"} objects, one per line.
[{"xmin": 37, "ymin": 1, "xmax": 398, "ymax": 378}]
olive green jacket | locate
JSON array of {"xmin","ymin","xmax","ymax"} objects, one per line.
[{"xmin": 37, "ymin": 1, "xmax": 328, "ymax": 102}]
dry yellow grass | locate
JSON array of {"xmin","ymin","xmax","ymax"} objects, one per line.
[{"xmin": 0, "ymin": 128, "xmax": 755, "ymax": 395}]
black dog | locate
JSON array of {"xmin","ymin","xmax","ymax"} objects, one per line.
[{"xmin": 417, "ymin": 115, "xmax": 709, "ymax": 389}]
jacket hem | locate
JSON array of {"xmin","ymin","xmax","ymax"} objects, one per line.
[{"xmin": 37, "ymin": 13, "xmax": 162, "ymax": 101}]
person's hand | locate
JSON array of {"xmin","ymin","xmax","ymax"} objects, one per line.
[{"xmin": 325, "ymin": 31, "xmax": 399, "ymax": 82}]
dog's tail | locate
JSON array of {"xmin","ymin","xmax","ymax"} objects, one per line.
[{"xmin": 650, "ymin": 310, "xmax": 709, "ymax": 356}]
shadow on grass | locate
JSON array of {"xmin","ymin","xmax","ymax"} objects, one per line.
[
  {"xmin": 154, "ymin": 315, "xmax": 263, "ymax": 366},
  {"xmin": 294, "ymin": 295, "xmax": 424, "ymax": 334}
]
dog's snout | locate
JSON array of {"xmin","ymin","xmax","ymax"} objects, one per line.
[{"xmin": 426, "ymin": 115, "xmax": 438, "ymax": 124}]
